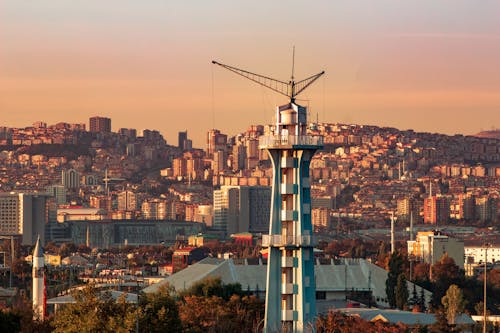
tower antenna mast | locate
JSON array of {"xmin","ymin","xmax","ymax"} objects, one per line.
[{"xmin": 212, "ymin": 53, "xmax": 324, "ymax": 104}]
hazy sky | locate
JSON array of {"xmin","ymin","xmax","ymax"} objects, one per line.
[{"xmin": 1, "ymin": 1, "xmax": 500, "ymax": 146}]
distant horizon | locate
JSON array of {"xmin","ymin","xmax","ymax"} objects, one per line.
[{"xmin": 2, "ymin": 1, "xmax": 499, "ymax": 147}]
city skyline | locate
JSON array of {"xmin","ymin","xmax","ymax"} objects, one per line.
[{"xmin": 2, "ymin": 1, "xmax": 500, "ymax": 146}]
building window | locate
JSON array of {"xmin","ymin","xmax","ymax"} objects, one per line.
[{"xmin": 316, "ymin": 291, "xmax": 326, "ymax": 300}]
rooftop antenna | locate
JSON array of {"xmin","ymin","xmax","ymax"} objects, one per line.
[{"xmin": 291, "ymin": 46, "xmax": 295, "ymax": 82}]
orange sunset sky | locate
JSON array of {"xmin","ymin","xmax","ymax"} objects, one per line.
[{"xmin": 1, "ymin": 1, "xmax": 500, "ymax": 146}]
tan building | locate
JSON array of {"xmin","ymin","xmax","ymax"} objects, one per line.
[
  {"xmin": 0, "ymin": 192, "xmax": 48, "ymax": 245},
  {"xmin": 311, "ymin": 207, "xmax": 331, "ymax": 229},
  {"xmin": 407, "ymin": 231, "xmax": 464, "ymax": 269}
]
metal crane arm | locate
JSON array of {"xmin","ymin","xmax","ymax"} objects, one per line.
[
  {"xmin": 212, "ymin": 60, "xmax": 290, "ymax": 98},
  {"xmin": 292, "ymin": 71, "xmax": 325, "ymax": 98}
]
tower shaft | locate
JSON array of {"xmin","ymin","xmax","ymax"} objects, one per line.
[{"xmin": 261, "ymin": 102, "xmax": 322, "ymax": 332}]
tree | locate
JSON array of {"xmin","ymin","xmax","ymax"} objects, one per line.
[
  {"xmin": 431, "ymin": 254, "xmax": 463, "ymax": 308},
  {"xmin": 316, "ymin": 310, "xmax": 408, "ymax": 333},
  {"xmin": 441, "ymin": 284, "xmax": 466, "ymax": 325},
  {"xmin": 431, "ymin": 254, "xmax": 461, "ymax": 283},
  {"xmin": 139, "ymin": 285, "xmax": 182, "ymax": 333},
  {"xmin": 0, "ymin": 310, "xmax": 21, "ymax": 333},
  {"xmin": 413, "ymin": 262, "xmax": 430, "ymax": 282},
  {"xmin": 385, "ymin": 252, "xmax": 403, "ymax": 308},
  {"xmin": 178, "ymin": 294, "xmax": 263, "ymax": 333},
  {"xmin": 410, "ymin": 284, "xmax": 418, "ymax": 307},
  {"xmin": 52, "ymin": 285, "xmax": 138, "ymax": 333},
  {"xmin": 430, "ymin": 309, "xmax": 451, "ymax": 333},
  {"xmin": 419, "ymin": 286, "xmax": 427, "ymax": 312},
  {"xmin": 180, "ymin": 276, "xmax": 245, "ymax": 301},
  {"xmin": 395, "ymin": 273, "xmax": 409, "ymax": 310}
]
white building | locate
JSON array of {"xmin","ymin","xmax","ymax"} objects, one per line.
[
  {"xmin": 407, "ymin": 231, "xmax": 465, "ymax": 269},
  {"xmin": 0, "ymin": 192, "xmax": 47, "ymax": 245},
  {"xmin": 464, "ymin": 243, "xmax": 500, "ymax": 264}
]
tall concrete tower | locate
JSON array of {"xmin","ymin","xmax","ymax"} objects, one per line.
[
  {"xmin": 260, "ymin": 102, "xmax": 323, "ymax": 332},
  {"xmin": 213, "ymin": 54, "xmax": 324, "ymax": 332},
  {"xmin": 32, "ymin": 236, "xmax": 45, "ymax": 320}
]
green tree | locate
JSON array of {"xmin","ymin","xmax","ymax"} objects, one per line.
[
  {"xmin": 441, "ymin": 284, "xmax": 466, "ymax": 325},
  {"xmin": 385, "ymin": 252, "xmax": 403, "ymax": 308},
  {"xmin": 139, "ymin": 286, "xmax": 182, "ymax": 333},
  {"xmin": 395, "ymin": 273, "xmax": 409, "ymax": 310},
  {"xmin": 430, "ymin": 309, "xmax": 451, "ymax": 333},
  {"xmin": 52, "ymin": 285, "xmax": 138, "ymax": 333},
  {"xmin": 180, "ymin": 276, "xmax": 244, "ymax": 301},
  {"xmin": 419, "ymin": 286, "xmax": 427, "ymax": 312},
  {"xmin": 431, "ymin": 254, "xmax": 463, "ymax": 308}
]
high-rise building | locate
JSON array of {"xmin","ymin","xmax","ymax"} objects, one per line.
[
  {"xmin": 89, "ymin": 116, "xmax": 111, "ymax": 133},
  {"xmin": 178, "ymin": 131, "xmax": 188, "ymax": 150},
  {"xmin": 397, "ymin": 197, "xmax": 419, "ymax": 223},
  {"xmin": 450, "ymin": 193, "xmax": 475, "ymax": 221},
  {"xmin": 173, "ymin": 157, "xmax": 188, "ymax": 179},
  {"xmin": 475, "ymin": 196, "xmax": 498, "ymax": 222},
  {"xmin": 117, "ymin": 190, "xmax": 137, "ymax": 211},
  {"xmin": 213, "ymin": 185, "xmax": 271, "ymax": 236},
  {"xmin": 232, "ymin": 144, "xmax": 247, "ymax": 171},
  {"xmin": 0, "ymin": 193, "xmax": 47, "ymax": 245},
  {"xmin": 212, "ymin": 150, "xmax": 226, "ymax": 174},
  {"xmin": 46, "ymin": 185, "xmax": 67, "ymax": 205},
  {"xmin": 423, "ymin": 196, "xmax": 449, "ymax": 225},
  {"xmin": 118, "ymin": 128, "xmax": 137, "ymax": 139},
  {"xmin": 311, "ymin": 207, "xmax": 330, "ymax": 230},
  {"xmin": 141, "ymin": 199, "xmax": 167, "ymax": 220},
  {"xmin": 89, "ymin": 195, "xmax": 112, "ymax": 212},
  {"xmin": 206, "ymin": 129, "xmax": 227, "ymax": 157},
  {"xmin": 260, "ymin": 102, "xmax": 323, "ymax": 331}
]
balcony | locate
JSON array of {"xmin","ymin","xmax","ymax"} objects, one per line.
[
  {"xmin": 281, "ymin": 183, "xmax": 297, "ymax": 195},
  {"xmin": 282, "ymin": 310, "xmax": 298, "ymax": 322},
  {"xmin": 262, "ymin": 234, "xmax": 316, "ymax": 247},
  {"xmin": 281, "ymin": 157, "xmax": 297, "ymax": 168},
  {"xmin": 282, "ymin": 283, "xmax": 298, "ymax": 295},
  {"xmin": 281, "ymin": 210, "xmax": 298, "ymax": 221},
  {"xmin": 259, "ymin": 135, "xmax": 323, "ymax": 149},
  {"xmin": 281, "ymin": 256, "xmax": 298, "ymax": 268}
]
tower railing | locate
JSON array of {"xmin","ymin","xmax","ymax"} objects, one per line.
[
  {"xmin": 262, "ymin": 234, "xmax": 316, "ymax": 247},
  {"xmin": 259, "ymin": 135, "xmax": 323, "ymax": 149}
]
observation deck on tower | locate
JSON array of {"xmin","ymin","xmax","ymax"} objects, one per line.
[{"xmin": 259, "ymin": 102, "xmax": 323, "ymax": 150}]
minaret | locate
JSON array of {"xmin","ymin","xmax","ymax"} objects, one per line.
[
  {"xmin": 260, "ymin": 102, "xmax": 323, "ymax": 332},
  {"xmin": 32, "ymin": 236, "xmax": 45, "ymax": 321}
]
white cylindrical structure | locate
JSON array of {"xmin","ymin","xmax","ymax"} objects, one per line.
[{"xmin": 32, "ymin": 237, "xmax": 45, "ymax": 321}]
